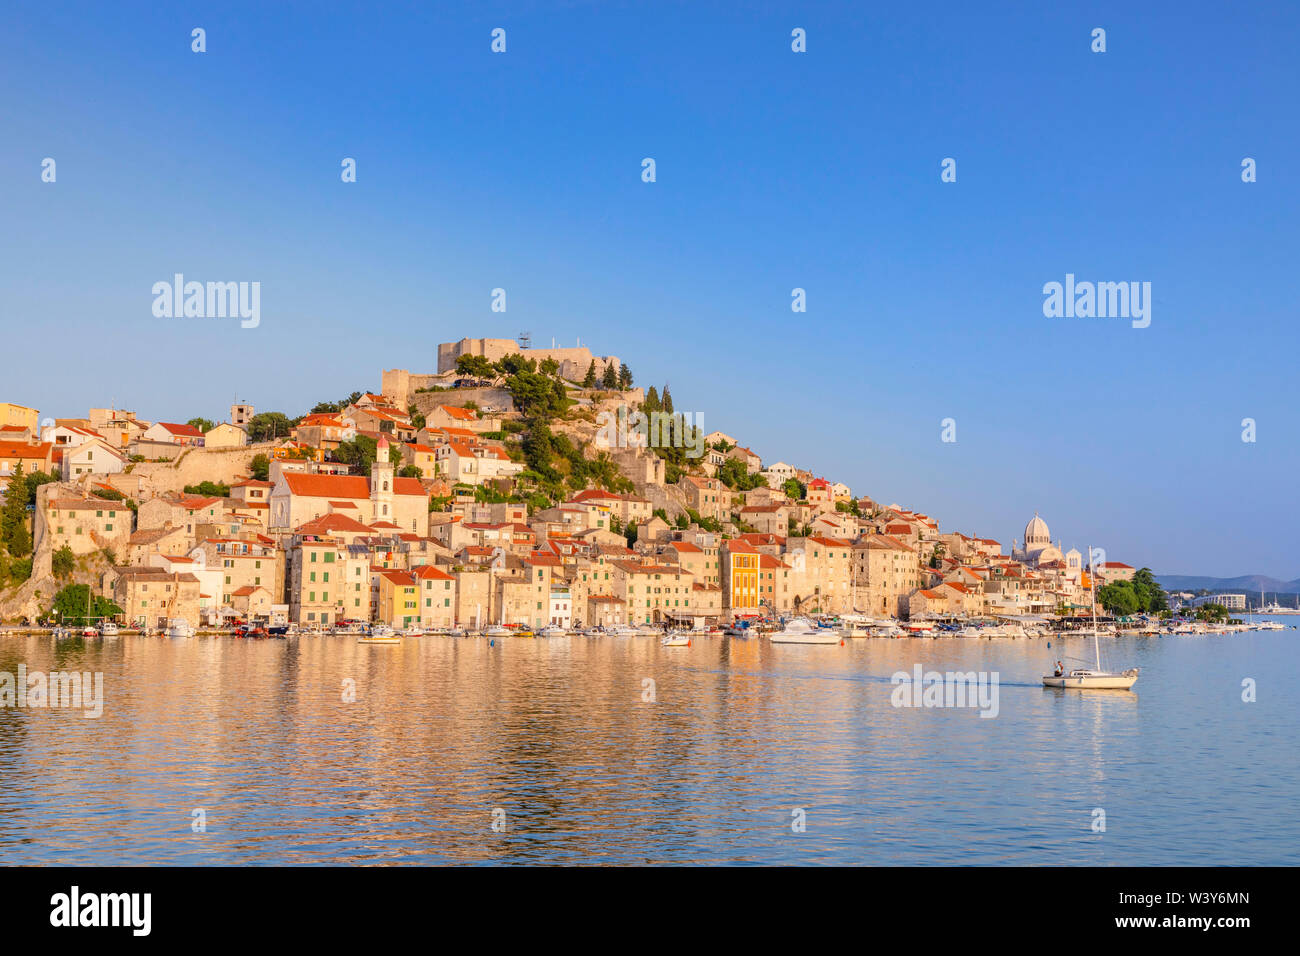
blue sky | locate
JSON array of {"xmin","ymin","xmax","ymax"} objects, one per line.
[{"xmin": 2, "ymin": 1, "xmax": 1296, "ymax": 577}]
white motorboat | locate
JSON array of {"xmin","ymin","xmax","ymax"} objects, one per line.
[
  {"xmin": 483, "ymin": 624, "xmax": 511, "ymax": 638},
  {"xmin": 167, "ymin": 619, "xmax": 195, "ymax": 639},
  {"xmin": 608, "ymin": 624, "xmax": 639, "ymax": 637},
  {"xmin": 539, "ymin": 625, "xmax": 567, "ymax": 638},
  {"xmin": 98, "ymin": 622, "xmax": 119, "ymax": 638},
  {"xmin": 837, "ymin": 614, "xmax": 876, "ymax": 638},
  {"xmin": 359, "ymin": 625, "xmax": 401, "ymax": 645},
  {"xmin": 401, "ymin": 625, "xmax": 426, "ymax": 637},
  {"xmin": 769, "ymin": 617, "xmax": 842, "ymax": 645},
  {"xmin": 661, "ymin": 632, "xmax": 691, "ymax": 647},
  {"xmin": 1043, "ymin": 550, "xmax": 1139, "ymax": 690}
]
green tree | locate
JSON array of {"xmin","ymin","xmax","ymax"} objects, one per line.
[
  {"xmin": 782, "ymin": 478, "xmax": 806, "ymax": 500},
  {"xmin": 51, "ymin": 545, "xmax": 75, "ymax": 579},
  {"xmin": 187, "ymin": 417, "xmax": 216, "ymax": 434},
  {"xmin": 601, "ymin": 363, "xmax": 618, "ymax": 389},
  {"xmin": 624, "ymin": 520, "xmax": 638, "ymax": 547},
  {"xmin": 661, "ymin": 385, "xmax": 673, "ymax": 414},
  {"xmin": 23, "ymin": 469, "xmax": 58, "ymax": 507},
  {"xmin": 619, "ymin": 363, "xmax": 633, "ymax": 388},
  {"xmin": 456, "ymin": 354, "xmax": 497, "ymax": 379},
  {"xmin": 50, "ymin": 584, "xmax": 123, "ymax": 626},
  {"xmin": 539, "ymin": 357, "xmax": 560, "ymax": 378},
  {"xmin": 582, "ymin": 361, "xmax": 597, "ymax": 387},
  {"xmin": 247, "ymin": 412, "xmax": 293, "ymax": 442},
  {"xmin": 1098, "ymin": 580, "xmax": 1140, "ymax": 616},
  {"xmin": 1, "ymin": 464, "xmax": 33, "ymax": 558},
  {"xmin": 1195, "ymin": 602, "xmax": 1229, "ymax": 623},
  {"xmin": 397, "ymin": 465, "xmax": 422, "ymax": 478},
  {"xmin": 644, "ymin": 386, "xmax": 660, "ymax": 414},
  {"xmin": 183, "ymin": 481, "xmax": 230, "ymax": 497},
  {"xmin": 249, "ymin": 453, "xmax": 270, "ymax": 482}
]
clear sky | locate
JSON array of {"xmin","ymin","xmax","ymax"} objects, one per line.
[{"xmin": 2, "ymin": 1, "xmax": 1296, "ymax": 578}]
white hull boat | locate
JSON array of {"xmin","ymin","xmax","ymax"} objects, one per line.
[
  {"xmin": 167, "ymin": 619, "xmax": 195, "ymax": 639},
  {"xmin": 359, "ymin": 625, "xmax": 401, "ymax": 645},
  {"xmin": 539, "ymin": 626, "xmax": 567, "ymax": 638},
  {"xmin": 770, "ymin": 617, "xmax": 842, "ymax": 645},
  {"xmin": 1043, "ymin": 548, "xmax": 1139, "ymax": 690},
  {"xmin": 1042, "ymin": 668, "xmax": 1140, "ymax": 690},
  {"xmin": 661, "ymin": 632, "xmax": 691, "ymax": 647}
]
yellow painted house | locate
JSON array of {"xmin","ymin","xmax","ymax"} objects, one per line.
[
  {"xmin": 0, "ymin": 403, "xmax": 39, "ymax": 431},
  {"xmin": 723, "ymin": 541, "xmax": 761, "ymax": 618},
  {"xmin": 377, "ymin": 569, "xmax": 420, "ymax": 627}
]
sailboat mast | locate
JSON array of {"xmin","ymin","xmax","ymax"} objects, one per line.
[{"xmin": 1089, "ymin": 545, "xmax": 1100, "ymax": 669}]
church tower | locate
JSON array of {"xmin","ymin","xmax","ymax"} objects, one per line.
[{"xmin": 371, "ymin": 435, "xmax": 394, "ymax": 523}]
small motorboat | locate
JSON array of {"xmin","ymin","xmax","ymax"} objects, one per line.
[
  {"xmin": 539, "ymin": 625, "xmax": 567, "ymax": 638},
  {"xmin": 80, "ymin": 625, "xmax": 100, "ymax": 638},
  {"xmin": 402, "ymin": 625, "xmax": 426, "ymax": 638},
  {"xmin": 661, "ymin": 632, "xmax": 691, "ymax": 647},
  {"xmin": 483, "ymin": 624, "xmax": 511, "ymax": 638},
  {"xmin": 513, "ymin": 627, "xmax": 537, "ymax": 638},
  {"xmin": 167, "ymin": 619, "xmax": 196, "ymax": 639},
  {"xmin": 769, "ymin": 617, "xmax": 842, "ymax": 645},
  {"xmin": 607, "ymin": 625, "xmax": 638, "ymax": 637},
  {"xmin": 448, "ymin": 626, "xmax": 468, "ymax": 637},
  {"xmin": 98, "ymin": 622, "xmax": 120, "ymax": 638},
  {"xmin": 359, "ymin": 625, "xmax": 401, "ymax": 645}
]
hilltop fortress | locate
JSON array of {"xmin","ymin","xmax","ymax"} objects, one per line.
[{"xmin": 383, "ymin": 337, "xmax": 621, "ymax": 407}]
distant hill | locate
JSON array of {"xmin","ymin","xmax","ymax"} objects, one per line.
[{"xmin": 1156, "ymin": 573, "xmax": 1300, "ymax": 595}]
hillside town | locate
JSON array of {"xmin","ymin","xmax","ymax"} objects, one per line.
[{"xmin": 0, "ymin": 336, "xmax": 1143, "ymax": 633}]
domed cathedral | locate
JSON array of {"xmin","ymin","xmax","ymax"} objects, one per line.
[{"xmin": 1012, "ymin": 512, "xmax": 1065, "ymax": 568}]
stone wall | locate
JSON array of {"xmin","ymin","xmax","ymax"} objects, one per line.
[
  {"xmin": 124, "ymin": 442, "xmax": 277, "ymax": 498},
  {"xmin": 436, "ymin": 338, "xmax": 621, "ymax": 383}
]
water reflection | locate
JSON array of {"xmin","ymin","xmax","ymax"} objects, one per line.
[{"xmin": 0, "ymin": 629, "xmax": 1295, "ymax": 864}]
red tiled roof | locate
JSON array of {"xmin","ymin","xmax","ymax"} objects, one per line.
[
  {"xmin": 282, "ymin": 473, "xmax": 424, "ymax": 499},
  {"xmin": 155, "ymin": 422, "xmax": 205, "ymax": 438}
]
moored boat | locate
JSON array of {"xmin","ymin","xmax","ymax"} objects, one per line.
[
  {"xmin": 359, "ymin": 625, "xmax": 401, "ymax": 645},
  {"xmin": 769, "ymin": 617, "xmax": 842, "ymax": 645}
]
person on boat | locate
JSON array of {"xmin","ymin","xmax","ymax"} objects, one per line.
[{"xmin": 1053, "ymin": 661, "xmax": 1064, "ymax": 677}]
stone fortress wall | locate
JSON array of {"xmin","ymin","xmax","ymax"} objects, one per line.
[
  {"xmin": 384, "ymin": 338, "xmax": 622, "ymax": 407},
  {"xmin": 436, "ymin": 338, "xmax": 620, "ymax": 383}
]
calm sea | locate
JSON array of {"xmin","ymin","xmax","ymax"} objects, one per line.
[{"xmin": 1, "ymin": 621, "xmax": 1296, "ymax": 865}]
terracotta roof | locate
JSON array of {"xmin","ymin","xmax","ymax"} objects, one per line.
[
  {"xmin": 437, "ymin": 405, "xmax": 478, "ymax": 421},
  {"xmin": 0, "ymin": 440, "xmax": 52, "ymax": 459},
  {"xmin": 296, "ymin": 513, "xmax": 374, "ymax": 535},
  {"xmin": 154, "ymin": 422, "xmax": 205, "ymax": 438},
  {"xmin": 282, "ymin": 473, "xmax": 424, "ymax": 499}
]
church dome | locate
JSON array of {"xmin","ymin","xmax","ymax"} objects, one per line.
[{"xmin": 1024, "ymin": 513, "xmax": 1050, "ymax": 548}]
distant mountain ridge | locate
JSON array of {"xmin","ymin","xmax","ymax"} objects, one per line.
[{"xmin": 1156, "ymin": 573, "xmax": 1300, "ymax": 595}]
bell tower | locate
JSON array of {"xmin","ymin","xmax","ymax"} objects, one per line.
[{"xmin": 371, "ymin": 435, "xmax": 395, "ymax": 523}]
